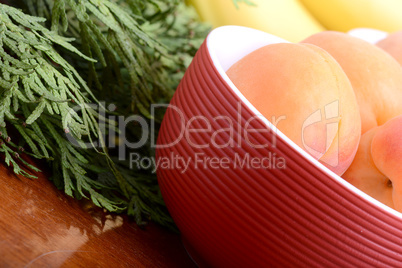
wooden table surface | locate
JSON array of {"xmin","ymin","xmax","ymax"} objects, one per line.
[{"xmin": 0, "ymin": 162, "xmax": 196, "ymax": 268}]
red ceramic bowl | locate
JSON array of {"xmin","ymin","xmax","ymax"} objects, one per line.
[{"xmin": 156, "ymin": 26, "xmax": 402, "ymax": 267}]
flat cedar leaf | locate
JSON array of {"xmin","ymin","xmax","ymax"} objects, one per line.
[
  {"xmin": 51, "ymin": 0, "xmax": 68, "ymax": 32},
  {"xmin": 14, "ymin": 125, "xmax": 42, "ymax": 156},
  {"xmin": 62, "ymin": 166, "xmax": 74, "ymax": 196},
  {"xmin": 2, "ymin": 145, "xmax": 12, "ymax": 167},
  {"xmin": 0, "ymin": 48, "xmax": 36, "ymax": 70},
  {"xmin": 25, "ymin": 100, "xmax": 46, "ymax": 124},
  {"xmin": 66, "ymin": 142, "xmax": 88, "ymax": 164},
  {"xmin": 84, "ymin": 2, "xmax": 121, "ymax": 33},
  {"xmin": 31, "ymin": 121, "xmax": 49, "ymax": 144},
  {"xmin": 89, "ymin": 188, "xmax": 123, "ymax": 212},
  {"xmin": 15, "ymin": 153, "xmax": 42, "ymax": 173},
  {"xmin": 43, "ymin": 31, "xmax": 97, "ymax": 62}
]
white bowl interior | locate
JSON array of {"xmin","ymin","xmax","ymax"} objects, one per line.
[
  {"xmin": 206, "ymin": 25, "xmax": 401, "ymax": 218},
  {"xmin": 347, "ymin": 28, "xmax": 389, "ymax": 44}
]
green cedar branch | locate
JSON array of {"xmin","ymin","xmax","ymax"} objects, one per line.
[
  {"xmin": 11, "ymin": 0, "xmax": 210, "ymax": 228},
  {"xmin": 0, "ymin": 3, "xmax": 127, "ymax": 214}
]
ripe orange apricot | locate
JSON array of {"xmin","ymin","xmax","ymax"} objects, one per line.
[
  {"xmin": 226, "ymin": 43, "xmax": 361, "ymax": 175},
  {"xmin": 343, "ymin": 116, "xmax": 402, "ymax": 211},
  {"xmin": 342, "ymin": 128, "xmax": 394, "ymax": 209},
  {"xmin": 301, "ymin": 31, "xmax": 402, "ymax": 134},
  {"xmin": 376, "ymin": 31, "xmax": 402, "ymax": 66},
  {"xmin": 371, "ymin": 116, "xmax": 402, "ymax": 211}
]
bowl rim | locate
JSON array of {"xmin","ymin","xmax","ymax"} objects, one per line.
[{"xmin": 206, "ymin": 25, "xmax": 401, "ymax": 219}]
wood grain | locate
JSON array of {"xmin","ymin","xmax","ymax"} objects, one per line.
[{"xmin": 0, "ymin": 161, "xmax": 196, "ymax": 268}]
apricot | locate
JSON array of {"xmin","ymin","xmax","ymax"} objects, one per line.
[
  {"xmin": 342, "ymin": 128, "xmax": 394, "ymax": 209},
  {"xmin": 376, "ymin": 30, "xmax": 402, "ymax": 66},
  {"xmin": 371, "ymin": 116, "xmax": 402, "ymax": 211},
  {"xmin": 226, "ymin": 43, "xmax": 361, "ymax": 175},
  {"xmin": 301, "ymin": 31, "xmax": 402, "ymax": 134},
  {"xmin": 343, "ymin": 116, "xmax": 402, "ymax": 211}
]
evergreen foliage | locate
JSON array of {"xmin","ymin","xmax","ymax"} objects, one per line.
[{"xmin": 1, "ymin": 0, "xmax": 210, "ymax": 228}]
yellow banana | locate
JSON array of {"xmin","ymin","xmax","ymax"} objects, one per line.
[
  {"xmin": 187, "ymin": 0, "xmax": 325, "ymax": 42},
  {"xmin": 299, "ymin": 0, "xmax": 402, "ymax": 33}
]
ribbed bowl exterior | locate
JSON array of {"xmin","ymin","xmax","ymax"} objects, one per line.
[{"xmin": 156, "ymin": 37, "xmax": 402, "ymax": 267}]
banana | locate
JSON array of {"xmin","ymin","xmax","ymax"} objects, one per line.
[
  {"xmin": 187, "ymin": 0, "xmax": 325, "ymax": 42},
  {"xmin": 299, "ymin": 0, "xmax": 402, "ymax": 33}
]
